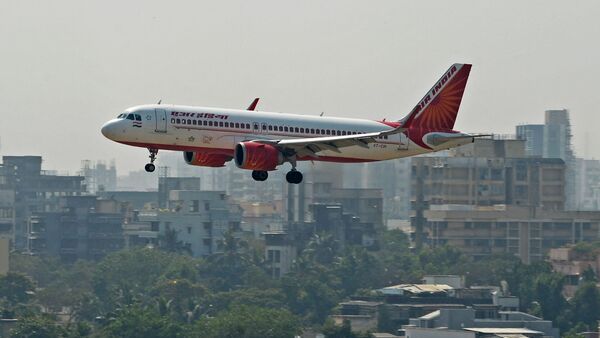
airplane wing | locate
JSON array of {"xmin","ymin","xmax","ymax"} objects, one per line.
[{"xmin": 252, "ymin": 125, "xmax": 406, "ymax": 158}]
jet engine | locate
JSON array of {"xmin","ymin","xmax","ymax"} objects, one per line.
[
  {"xmin": 183, "ymin": 151, "xmax": 231, "ymax": 167},
  {"xmin": 234, "ymin": 141, "xmax": 283, "ymax": 171}
]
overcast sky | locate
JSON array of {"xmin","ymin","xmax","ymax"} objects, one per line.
[{"xmin": 1, "ymin": 0, "xmax": 599, "ymax": 174}]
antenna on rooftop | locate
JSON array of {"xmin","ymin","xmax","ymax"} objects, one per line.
[{"xmin": 157, "ymin": 99, "xmax": 162, "ymax": 105}]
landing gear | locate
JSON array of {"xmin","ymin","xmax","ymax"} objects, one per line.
[
  {"xmin": 145, "ymin": 149, "xmax": 158, "ymax": 172},
  {"xmin": 286, "ymin": 169, "xmax": 303, "ymax": 184},
  {"xmin": 252, "ymin": 170, "xmax": 268, "ymax": 181}
]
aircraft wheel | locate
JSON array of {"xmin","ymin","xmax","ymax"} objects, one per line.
[
  {"xmin": 252, "ymin": 170, "xmax": 268, "ymax": 181},
  {"xmin": 145, "ymin": 163, "xmax": 156, "ymax": 172},
  {"xmin": 286, "ymin": 170, "xmax": 303, "ymax": 184}
]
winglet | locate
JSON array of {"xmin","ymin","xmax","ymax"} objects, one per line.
[{"xmin": 247, "ymin": 98, "xmax": 260, "ymax": 111}]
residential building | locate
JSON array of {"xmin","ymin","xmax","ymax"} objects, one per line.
[
  {"xmin": 135, "ymin": 190, "xmax": 243, "ymax": 257},
  {"xmin": 548, "ymin": 245, "xmax": 600, "ymax": 298},
  {"xmin": 158, "ymin": 177, "xmax": 200, "ymax": 208},
  {"xmin": 410, "ymin": 138, "xmax": 566, "ymax": 249},
  {"xmin": 403, "ymin": 308, "xmax": 559, "ymax": 338},
  {"xmin": 28, "ymin": 196, "xmax": 127, "ymax": 262},
  {"xmin": 333, "ymin": 276, "xmax": 521, "ymax": 334},
  {"xmin": 0, "ymin": 156, "xmax": 85, "ymax": 249},
  {"xmin": 421, "ymin": 205, "xmax": 600, "ymax": 263},
  {"xmin": 264, "ymin": 231, "xmax": 296, "ymax": 278}
]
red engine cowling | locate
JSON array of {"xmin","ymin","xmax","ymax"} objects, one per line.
[
  {"xmin": 183, "ymin": 151, "xmax": 231, "ymax": 167},
  {"xmin": 234, "ymin": 142, "xmax": 283, "ymax": 171}
]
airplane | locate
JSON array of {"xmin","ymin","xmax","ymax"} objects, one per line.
[{"xmin": 101, "ymin": 63, "xmax": 483, "ymax": 184}]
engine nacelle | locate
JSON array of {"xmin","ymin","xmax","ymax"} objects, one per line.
[
  {"xmin": 183, "ymin": 151, "xmax": 231, "ymax": 167},
  {"xmin": 234, "ymin": 142, "xmax": 283, "ymax": 171}
]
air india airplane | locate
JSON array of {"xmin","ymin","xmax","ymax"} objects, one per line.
[{"xmin": 101, "ymin": 63, "xmax": 483, "ymax": 184}]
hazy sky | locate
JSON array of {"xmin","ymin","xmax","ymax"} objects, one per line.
[{"xmin": 1, "ymin": 1, "xmax": 599, "ymax": 174}]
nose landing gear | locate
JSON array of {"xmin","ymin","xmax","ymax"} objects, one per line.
[{"xmin": 145, "ymin": 149, "xmax": 158, "ymax": 172}]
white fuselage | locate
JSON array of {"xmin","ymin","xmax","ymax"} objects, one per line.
[{"xmin": 101, "ymin": 104, "xmax": 471, "ymax": 164}]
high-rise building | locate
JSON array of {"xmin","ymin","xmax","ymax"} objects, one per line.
[
  {"xmin": 79, "ymin": 160, "xmax": 117, "ymax": 194},
  {"xmin": 516, "ymin": 124, "xmax": 544, "ymax": 157},
  {"xmin": 544, "ymin": 109, "xmax": 576, "ymax": 209}
]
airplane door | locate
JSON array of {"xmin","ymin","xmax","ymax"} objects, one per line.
[
  {"xmin": 155, "ymin": 109, "xmax": 167, "ymax": 133},
  {"xmin": 398, "ymin": 131, "xmax": 409, "ymax": 150}
]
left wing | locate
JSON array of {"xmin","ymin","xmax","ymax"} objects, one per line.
[{"xmin": 253, "ymin": 125, "xmax": 406, "ymax": 158}]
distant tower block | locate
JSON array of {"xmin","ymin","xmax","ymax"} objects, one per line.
[{"xmin": 158, "ymin": 166, "xmax": 170, "ymax": 178}]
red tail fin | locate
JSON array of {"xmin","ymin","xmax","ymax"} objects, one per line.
[{"xmin": 401, "ymin": 64, "xmax": 471, "ymax": 130}]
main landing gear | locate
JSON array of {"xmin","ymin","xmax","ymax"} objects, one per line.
[
  {"xmin": 145, "ymin": 148, "xmax": 158, "ymax": 172},
  {"xmin": 251, "ymin": 169, "xmax": 303, "ymax": 184},
  {"xmin": 252, "ymin": 170, "xmax": 268, "ymax": 181},
  {"xmin": 286, "ymin": 169, "xmax": 303, "ymax": 184}
]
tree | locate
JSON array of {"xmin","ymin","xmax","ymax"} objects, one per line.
[
  {"xmin": 193, "ymin": 305, "xmax": 300, "ymax": 338},
  {"xmin": 102, "ymin": 305, "xmax": 187, "ymax": 338},
  {"xmin": 571, "ymin": 282, "xmax": 600, "ymax": 330},
  {"xmin": 160, "ymin": 228, "xmax": 191, "ymax": 255},
  {"xmin": 531, "ymin": 273, "xmax": 566, "ymax": 322},
  {"xmin": 0, "ymin": 272, "xmax": 35, "ymax": 305},
  {"xmin": 203, "ymin": 230, "xmax": 251, "ymax": 291},
  {"xmin": 10, "ymin": 315, "xmax": 67, "ymax": 338}
]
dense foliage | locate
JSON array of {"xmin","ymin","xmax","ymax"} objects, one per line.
[{"xmin": 2, "ymin": 231, "xmax": 599, "ymax": 337}]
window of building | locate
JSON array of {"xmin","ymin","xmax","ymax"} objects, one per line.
[
  {"xmin": 219, "ymin": 121, "xmax": 224, "ymax": 127},
  {"xmin": 284, "ymin": 126, "xmax": 289, "ymax": 132},
  {"xmin": 176, "ymin": 118, "xmax": 181, "ymax": 123},
  {"xmin": 204, "ymin": 201, "xmax": 210, "ymax": 211},
  {"xmin": 208, "ymin": 121, "xmax": 213, "ymax": 126},
  {"xmin": 225, "ymin": 122, "xmax": 229, "ymax": 127},
  {"xmin": 245, "ymin": 123, "xmax": 250, "ymax": 129},
  {"xmin": 268, "ymin": 125, "xmax": 273, "ymax": 131},
  {"xmin": 234, "ymin": 122, "xmax": 239, "ymax": 128},
  {"xmin": 300, "ymin": 127, "xmax": 305, "ymax": 133},
  {"xmin": 187, "ymin": 226, "xmax": 192, "ymax": 234}
]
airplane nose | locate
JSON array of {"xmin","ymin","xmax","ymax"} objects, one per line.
[{"xmin": 101, "ymin": 120, "xmax": 118, "ymax": 140}]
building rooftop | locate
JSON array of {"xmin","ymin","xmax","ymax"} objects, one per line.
[{"xmin": 378, "ymin": 283, "xmax": 453, "ymax": 295}]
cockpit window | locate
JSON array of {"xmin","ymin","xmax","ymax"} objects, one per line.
[
  {"xmin": 135, "ymin": 114, "xmax": 142, "ymax": 121},
  {"xmin": 127, "ymin": 114, "xmax": 135, "ymax": 120},
  {"xmin": 117, "ymin": 114, "xmax": 125, "ymax": 118}
]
